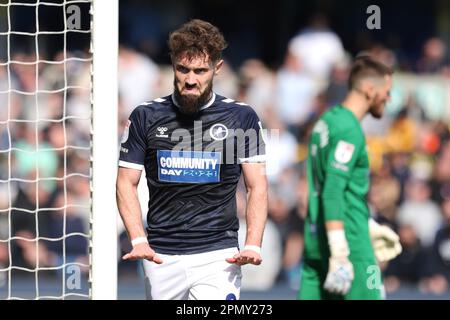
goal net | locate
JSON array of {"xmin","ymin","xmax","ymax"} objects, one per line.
[{"xmin": 0, "ymin": 0, "xmax": 118, "ymax": 300}]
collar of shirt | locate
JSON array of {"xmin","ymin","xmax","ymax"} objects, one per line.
[{"xmin": 171, "ymin": 92, "xmax": 216, "ymax": 111}]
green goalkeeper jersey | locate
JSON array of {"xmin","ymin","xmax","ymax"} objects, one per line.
[{"xmin": 304, "ymin": 105, "xmax": 375, "ymax": 261}]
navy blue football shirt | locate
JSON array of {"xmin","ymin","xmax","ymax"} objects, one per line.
[{"xmin": 118, "ymin": 93, "xmax": 266, "ymax": 254}]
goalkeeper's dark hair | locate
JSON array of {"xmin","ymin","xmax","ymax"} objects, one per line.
[
  {"xmin": 168, "ymin": 19, "xmax": 228, "ymax": 65},
  {"xmin": 348, "ymin": 54, "xmax": 393, "ymax": 90}
]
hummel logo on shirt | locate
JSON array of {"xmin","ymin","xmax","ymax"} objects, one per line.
[{"xmin": 156, "ymin": 126, "xmax": 169, "ymax": 138}]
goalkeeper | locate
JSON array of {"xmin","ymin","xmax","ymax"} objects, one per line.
[{"xmin": 298, "ymin": 55, "xmax": 402, "ymax": 300}]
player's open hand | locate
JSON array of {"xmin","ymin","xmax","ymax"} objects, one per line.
[
  {"xmin": 122, "ymin": 243, "xmax": 163, "ymax": 264},
  {"xmin": 226, "ymin": 249, "xmax": 262, "ymax": 266}
]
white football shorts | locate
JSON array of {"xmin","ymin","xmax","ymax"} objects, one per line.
[{"xmin": 142, "ymin": 247, "xmax": 242, "ymax": 300}]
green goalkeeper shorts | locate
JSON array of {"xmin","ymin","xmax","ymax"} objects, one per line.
[{"xmin": 298, "ymin": 259, "xmax": 385, "ymax": 300}]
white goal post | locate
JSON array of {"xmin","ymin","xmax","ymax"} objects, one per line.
[{"xmin": 91, "ymin": 0, "xmax": 118, "ymax": 300}]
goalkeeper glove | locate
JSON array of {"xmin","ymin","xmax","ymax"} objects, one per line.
[
  {"xmin": 369, "ymin": 218, "xmax": 402, "ymax": 262},
  {"xmin": 324, "ymin": 230, "xmax": 354, "ymax": 295}
]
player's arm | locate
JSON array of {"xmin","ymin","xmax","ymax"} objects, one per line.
[
  {"xmin": 322, "ymin": 173, "xmax": 354, "ymax": 295},
  {"xmin": 322, "ymin": 135, "xmax": 362, "ymax": 295},
  {"xmin": 322, "ymin": 171, "xmax": 350, "ymax": 244},
  {"xmin": 242, "ymin": 162, "xmax": 268, "ymax": 249},
  {"xmin": 116, "ymin": 167, "xmax": 146, "ymax": 243},
  {"xmin": 227, "ymin": 162, "xmax": 268, "ymax": 266},
  {"xmin": 116, "ymin": 167, "xmax": 162, "ymax": 264},
  {"xmin": 117, "ymin": 106, "xmax": 162, "ymax": 263}
]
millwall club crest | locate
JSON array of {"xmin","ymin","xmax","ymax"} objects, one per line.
[
  {"xmin": 334, "ymin": 140, "xmax": 355, "ymax": 164},
  {"xmin": 209, "ymin": 123, "xmax": 228, "ymax": 141},
  {"xmin": 121, "ymin": 120, "xmax": 131, "ymax": 143}
]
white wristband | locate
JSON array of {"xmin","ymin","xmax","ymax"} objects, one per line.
[
  {"xmin": 243, "ymin": 245, "xmax": 261, "ymax": 255},
  {"xmin": 131, "ymin": 237, "xmax": 147, "ymax": 247},
  {"xmin": 327, "ymin": 230, "xmax": 350, "ymax": 258}
]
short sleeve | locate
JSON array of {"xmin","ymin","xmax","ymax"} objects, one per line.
[
  {"xmin": 321, "ymin": 129, "xmax": 363, "ymax": 221},
  {"xmin": 325, "ymin": 129, "xmax": 363, "ymax": 179},
  {"xmin": 118, "ymin": 106, "xmax": 148, "ymax": 170},
  {"xmin": 237, "ymin": 108, "xmax": 266, "ymax": 163}
]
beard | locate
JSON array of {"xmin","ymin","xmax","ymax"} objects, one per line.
[
  {"xmin": 369, "ymin": 105, "xmax": 383, "ymax": 119},
  {"xmin": 173, "ymin": 80, "xmax": 213, "ymax": 115},
  {"xmin": 368, "ymin": 94, "xmax": 385, "ymax": 119}
]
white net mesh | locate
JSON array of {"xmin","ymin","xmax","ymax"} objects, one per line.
[{"xmin": 0, "ymin": 0, "xmax": 92, "ymax": 299}]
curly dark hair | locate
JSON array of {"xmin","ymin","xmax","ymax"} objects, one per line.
[{"xmin": 168, "ymin": 19, "xmax": 228, "ymax": 64}]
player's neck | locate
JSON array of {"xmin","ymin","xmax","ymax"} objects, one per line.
[{"xmin": 341, "ymin": 91, "xmax": 369, "ymax": 122}]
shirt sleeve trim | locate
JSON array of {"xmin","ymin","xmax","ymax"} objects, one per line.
[
  {"xmin": 118, "ymin": 160, "xmax": 144, "ymax": 171},
  {"xmin": 238, "ymin": 155, "xmax": 267, "ymax": 163}
]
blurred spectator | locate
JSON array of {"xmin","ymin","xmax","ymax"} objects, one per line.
[
  {"xmin": 119, "ymin": 45, "xmax": 160, "ymax": 114},
  {"xmin": 416, "ymin": 38, "xmax": 449, "ymax": 74},
  {"xmin": 0, "ymin": 242, "xmax": 6, "ymax": 286},
  {"xmin": 44, "ymin": 193, "xmax": 89, "ymax": 271},
  {"xmin": 264, "ymin": 109, "xmax": 298, "ymax": 182},
  {"xmin": 369, "ymin": 175, "xmax": 401, "ymax": 226},
  {"xmin": 416, "ymin": 122, "xmax": 442, "ymax": 156},
  {"xmin": 384, "ymin": 224, "xmax": 429, "ymax": 292},
  {"xmin": 267, "ymin": 173, "xmax": 305, "ymax": 287},
  {"xmin": 389, "ymin": 152, "xmax": 412, "ymax": 204},
  {"xmin": 10, "ymin": 179, "xmax": 57, "ymax": 268},
  {"xmin": 0, "ymin": 63, "xmax": 21, "ymax": 122},
  {"xmin": 366, "ymin": 44, "xmax": 398, "ymax": 69},
  {"xmin": 10, "ymin": 52, "xmax": 36, "ymax": 93},
  {"xmin": 13, "ymin": 126, "xmax": 59, "ymax": 186},
  {"xmin": 0, "ymin": 184, "xmax": 9, "ymax": 287},
  {"xmin": 430, "ymin": 141, "xmax": 450, "ymax": 204},
  {"xmin": 236, "ymin": 59, "xmax": 275, "ymax": 117},
  {"xmin": 397, "ymin": 178, "xmax": 443, "ymax": 247},
  {"xmin": 268, "ymin": 191, "xmax": 291, "ymax": 243},
  {"xmin": 275, "ymin": 52, "xmax": 319, "ymax": 138},
  {"xmin": 385, "ymin": 109, "xmax": 417, "ymax": 154},
  {"xmin": 11, "ymin": 187, "xmax": 88, "ymax": 273},
  {"xmin": 424, "ymin": 198, "xmax": 450, "ymax": 295},
  {"xmin": 287, "ymin": 14, "xmax": 345, "ymax": 83},
  {"xmin": 213, "ymin": 60, "xmax": 239, "ymax": 100},
  {"xmin": 415, "ymin": 83, "xmax": 448, "ymax": 122},
  {"xmin": 282, "ymin": 176, "xmax": 307, "ymax": 289}
]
